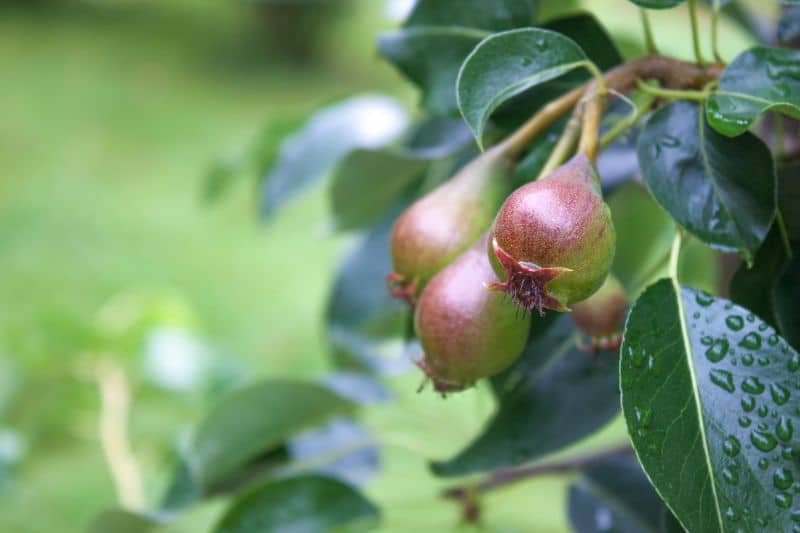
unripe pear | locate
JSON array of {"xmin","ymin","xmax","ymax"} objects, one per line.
[
  {"xmin": 388, "ymin": 146, "xmax": 513, "ymax": 302},
  {"xmin": 414, "ymin": 235, "xmax": 530, "ymax": 394},
  {"xmin": 571, "ymin": 274, "xmax": 627, "ymax": 350},
  {"xmin": 488, "ymin": 153, "xmax": 615, "ymax": 314}
]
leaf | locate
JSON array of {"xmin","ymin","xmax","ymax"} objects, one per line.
[
  {"xmin": 568, "ymin": 455, "xmax": 667, "ymax": 533},
  {"xmin": 776, "ymin": 253, "xmax": 800, "ymax": 352},
  {"xmin": 86, "ymin": 510, "xmax": 159, "ymax": 533},
  {"xmin": 326, "ymin": 215, "xmax": 410, "ymax": 375},
  {"xmin": 403, "ymin": 0, "xmax": 538, "ymax": 30},
  {"xmin": 637, "ymin": 101, "xmax": 775, "ymax": 260},
  {"xmin": 778, "ymin": 5, "xmax": 800, "ymax": 47},
  {"xmin": 329, "ymin": 149, "xmax": 428, "ymax": 231},
  {"xmin": 706, "ymin": 47, "xmax": 800, "ymax": 137},
  {"xmin": 729, "ymin": 224, "xmax": 790, "ymax": 330},
  {"xmin": 214, "ymin": 475, "xmax": 379, "ymax": 533},
  {"xmin": 626, "ymin": 0, "xmax": 684, "ymax": 8},
  {"xmin": 187, "ymin": 380, "xmax": 354, "ymax": 489},
  {"xmin": 456, "ymin": 28, "xmax": 589, "ymax": 147},
  {"xmin": 261, "ymin": 95, "xmax": 408, "ymax": 217},
  {"xmin": 402, "ymin": 116, "xmax": 476, "ymax": 159},
  {"xmin": 621, "ymin": 279, "xmax": 800, "ymax": 532},
  {"xmin": 431, "ymin": 312, "xmax": 620, "ymax": 476},
  {"xmin": 543, "ymin": 12, "xmax": 623, "ymax": 72}
]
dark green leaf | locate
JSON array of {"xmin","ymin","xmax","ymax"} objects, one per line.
[
  {"xmin": 776, "ymin": 253, "xmax": 800, "ymax": 352},
  {"xmin": 543, "ymin": 13, "xmax": 623, "ymax": 72},
  {"xmin": 402, "ymin": 116, "xmax": 476, "ymax": 159},
  {"xmin": 730, "ymin": 224, "xmax": 790, "ymax": 330},
  {"xmin": 621, "ymin": 279, "xmax": 800, "ymax": 532},
  {"xmin": 706, "ymin": 47, "xmax": 800, "ymax": 137},
  {"xmin": 214, "ymin": 475, "xmax": 379, "ymax": 533},
  {"xmin": 403, "ymin": 0, "xmax": 537, "ymax": 30},
  {"xmin": 457, "ymin": 28, "xmax": 588, "ymax": 146},
  {"xmin": 568, "ymin": 455, "xmax": 666, "ymax": 533},
  {"xmin": 326, "ymin": 215, "xmax": 410, "ymax": 374},
  {"xmin": 779, "ymin": 5, "xmax": 800, "ymax": 47},
  {"xmin": 329, "ymin": 149, "xmax": 428, "ymax": 231},
  {"xmin": 638, "ymin": 101, "xmax": 775, "ymax": 260},
  {"xmin": 86, "ymin": 510, "xmax": 159, "ymax": 533},
  {"xmin": 779, "ymin": 162, "xmax": 800, "ymax": 245},
  {"xmin": 431, "ymin": 312, "xmax": 620, "ymax": 476},
  {"xmin": 261, "ymin": 96, "xmax": 407, "ymax": 217},
  {"xmin": 625, "ymin": 0, "xmax": 684, "ymax": 8},
  {"xmin": 188, "ymin": 380, "xmax": 354, "ymax": 488}
]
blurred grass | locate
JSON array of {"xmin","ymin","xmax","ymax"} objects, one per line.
[{"xmin": 0, "ymin": 1, "xmax": 759, "ymax": 532}]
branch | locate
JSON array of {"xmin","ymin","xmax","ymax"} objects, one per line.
[{"xmin": 442, "ymin": 443, "xmax": 633, "ymax": 501}]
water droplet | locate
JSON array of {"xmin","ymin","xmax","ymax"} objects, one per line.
[
  {"xmin": 726, "ymin": 315, "xmax": 745, "ymax": 331},
  {"xmin": 759, "ymin": 322, "xmax": 768, "ymax": 331},
  {"xmin": 742, "ymin": 353, "xmax": 754, "ymax": 366},
  {"xmin": 759, "ymin": 457, "xmax": 769, "ymax": 469},
  {"xmin": 661, "ymin": 135, "xmax": 680, "ymax": 147},
  {"xmin": 790, "ymin": 353, "xmax": 800, "ymax": 373},
  {"xmin": 768, "ymin": 334, "xmax": 779, "ymax": 346},
  {"xmin": 740, "ymin": 415, "xmax": 752, "ymax": 428},
  {"xmin": 774, "ymin": 468, "xmax": 794, "ymax": 490},
  {"xmin": 746, "ymin": 314, "xmax": 755, "ymax": 323},
  {"xmin": 742, "ymin": 376, "xmax": 766, "ymax": 395},
  {"xmin": 777, "ymin": 416, "xmax": 794, "ymax": 442},
  {"xmin": 696, "ymin": 291, "xmax": 714, "ymax": 306},
  {"xmin": 759, "ymin": 406, "xmax": 769, "ymax": 418},
  {"xmin": 758, "ymin": 422, "xmax": 769, "ymax": 431},
  {"xmin": 725, "ymin": 505, "xmax": 739, "ymax": 522},
  {"xmin": 771, "ymin": 383, "xmax": 791, "ymax": 405},
  {"xmin": 632, "ymin": 348, "xmax": 647, "ymax": 368},
  {"xmin": 776, "ymin": 493, "xmax": 793, "ymax": 509},
  {"xmin": 693, "ymin": 311, "xmax": 700, "ymax": 319},
  {"xmin": 724, "ymin": 302, "xmax": 733, "ymax": 310},
  {"xmin": 634, "ymin": 406, "xmax": 652, "ymax": 429},
  {"xmin": 791, "ymin": 510, "xmax": 800, "ymax": 523},
  {"xmin": 758, "ymin": 357, "xmax": 770, "ymax": 366},
  {"xmin": 706, "ymin": 339, "xmax": 730, "ymax": 363},
  {"xmin": 741, "ymin": 396, "xmax": 756, "ymax": 412},
  {"xmin": 701, "ymin": 335, "xmax": 713, "ymax": 346},
  {"xmin": 782, "ymin": 447, "xmax": 794, "ymax": 460},
  {"xmin": 723, "ymin": 436, "xmax": 741, "ymax": 457},
  {"xmin": 740, "ymin": 332, "xmax": 762, "ymax": 350},
  {"xmin": 751, "ymin": 430, "xmax": 778, "ymax": 452},
  {"xmin": 534, "ymin": 39, "xmax": 547, "ymax": 51},
  {"xmin": 722, "ymin": 467, "xmax": 739, "ymax": 485},
  {"xmin": 710, "ymin": 369, "xmax": 735, "ymax": 393}
]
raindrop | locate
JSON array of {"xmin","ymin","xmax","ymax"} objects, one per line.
[
  {"xmin": 710, "ymin": 369, "xmax": 735, "ymax": 393},
  {"xmin": 724, "ymin": 302, "xmax": 733, "ymax": 310},
  {"xmin": 791, "ymin": 510, "xmax": 800, "ymax": 523},
  {"xmin": 742, "ymin": 353, "xmax": 754, "ymax": 366},
  {"xmin": 759, "ymin": 323, "xmax": 768, "ymax": 331},
  {"xmin": 739, "ymin": 332, "xmax": 762, "ymax": 350},
  {"xmin": 534, "ymin": 39, "xmax": 547, "ymax": 51},
  {"xmin": 758, "ymin": 422, "xmax": 769, "ymax": 431},
  {"xmin": 777, "ymin": 416, "xmax": 794, "ymax": 442},
  {"xmin": 758, "ymin": 357, "xmax": 770, "ymax": 366},
  {"xmin": 746, "ymin": 314, "xmax": 755, "ymax": 323},
  {"xmin": 759, "ymin": 406, "xmax": 769, "ymax": 418},
  {"xmin": 725, "ymin": 506, "xmax": 739, "ymax": 522},
  {"xmin": 701, "ymin": 335, "xmax": 713, "ymax": 346},
  {"xmin": 789, "ymin": 353, "xmax": 800, "ymax": 373},
  {"xmin": 782, "ymin": 447, "xmax": 794, "ymax": 460},
  {"xmin": 776, "ymin": 493, "xmax": 793, "ymax": 509},
  {"xmin": 741, "ymin": 396, "xmax": 756, "ymax": 412},
  {"xmin": 661, "ymin": 135, "xmax": 680, "ymax": 147},
  {"xmin": 742, "ymin": 376, "xmax": 766, "ymax": 395},
  {"xmin": 632, "ymin": 348, "xmax": 647, "ymax": 368},
  {"xmin": 723, "ymin": 436, "xmax": 741, "ymax": 457},
  {"xmin": 768, "ymin": 334, "xmax": 779, "ymax": 346},
  {"xmin": 695, "ymin": 292, "xmax": 714, "ymax": 307},
  {"xmin": 726, "ymin": 315, "xmax": 745, "ymax": 331},
  {"xmin": 705, "ymin": 339, "xmax": 729, "ymax": 363},
  {"xmin": 634, "ymin": 406, "xmax": 652, "ymax": 429},
  {"xmin": 722, "ymin": 467, "xmax": 739, "ymax": 485},
  {"xmin": 693, "ymin": 311, "xmax": 700, "ymax": 319},
  {"xmin": 774, "ymin": 468, "xmax": 794, "ymax": 490},
  {"xmin": 751, "ymin": 430, "xmax": 778, "ymax": 452},
  {"xmin": 771, "ymin": 383, "xmax": 791, "ymax": 405},
  {"xmin": 759, "ymin": 458, "xmax": 769, "ymax": 470},
  {"xmin": 740, "ymin": 415, "xmax": 752, "ymax": 428}
]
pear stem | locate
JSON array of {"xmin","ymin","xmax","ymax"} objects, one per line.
[{"xmin": 536, "ymin": 103, "xmax": 583, "ymax": 180}]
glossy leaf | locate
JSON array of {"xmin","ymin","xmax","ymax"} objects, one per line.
[
  {"xmin": 626, "ymin": 0, "xmax": 684, "ymax": 8},
  {"xmin": 261, "ymin": 96, "xmax": 407, "ymax": 217},
  {"xmin": 87, "ymin": 510, "xmax": 159, "ymax": 533},
  {"xmin": 568, "ymin": 455, "xmax": 667, "ymax": 533},
  {"xmin": 457, "ymin": 28, "xmax": 588, "ymax": 147},
  {"xmin": 404, "ymin": 0, "xmax": 537, "ymax": 30},
  {"xmin": 213, "ymin": 475, "xmax": 379, "ymax": 533},
  {"xmin": 187, "ymin": 380, "xmax": 354, "ymax": 488},
  {"xmin": 431, "ymin": 312, "xmax": 620, "ymax": 476},
  {"xmin": 638, "ymin": 101, "xmax": 775, "ymax": 260},
  {"xmin": 329, "ymin": 149, "xmax": 428, "ymax": 231},
  {"xmin": 621, "ymin": 280, "xmax": 800, "ymax": 532},
  {"xmin": 326, "ymin": 215, "xmax": 410, "ymax": 375},
  {"xmin": 706, "ymin": 47, "xmax": 800, "ymax": 137}
]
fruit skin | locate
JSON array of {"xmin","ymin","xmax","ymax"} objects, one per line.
[
  {"xmin": 389, "ymin": 146, "xmax": 513, "ymax": 303},
  {"xmin": 414, "ymin": 235, "xmax": 530, "ymax": 393},
  {"xmin": 571, "ymin": 274, "xmax": 627, "ymax": 351},
  {"xmin": 488, "ymin": 153, "xmax": 615, "ymax": 314}
]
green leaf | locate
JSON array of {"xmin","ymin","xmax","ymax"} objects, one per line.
[
  {"xmin": 456, "ymin": 28, "xmax": 589, "ymax": 147},
  {"xmin": 214, "ymin": 475, "xmax": 379, "ymax": 533},
  {"xmin": 403, "ymin": 0, "xmax": 538, "ymax": 30},
  {"xmin": 637, "ymin": 101, "xmax": 776, "ymax": 260},
  {"xmin": 778, "ymin": 5, "xmax": 800, "ymax": 47},
  {"xmin": 568, "ymin": 455, "xmax": 667, "ymax": 533},
  {"xmin": 543, "ymin": 13, "xmax": 622, "ymax": 72},
  {"xmin": 706, "ymin": 47, "xmax": 800, "ymax": 137},
  {"xmin": 326, "ymin": 215, "xmax": 409, "ymax": 374},
  {"xmin": 776, "ymin": 253, "xmax": 800, "ymax": 352},
  {"xmin": 188, "ymin": 380, "xmax": 354, "ymax": 488},
  {"xmin": 86, "ymin": 510, "xmax": 159, "ymax": 533},
  {"xmin": 729, "ymin": 224, "xmax": 790, "ymax": 330},
  {"xmin": 626, "ymin": 0, "xmax": 684, "ymax": 8},
  {"xmin": 261, "ymin": 96, "xmax": 407, "ymax": 217},
  {"xmin": 329, "ymin": 149, "xmax": 428, "ymax": 231},
  {"xmin": 621, "ymin": 279, "xmax": 800, "ymax": 532},
  {"xmin": 431, "ymin": 312, "xmax": 620, "ymax": 476}
]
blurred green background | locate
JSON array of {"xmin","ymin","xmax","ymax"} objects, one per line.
[{"xmin": 0, "ymin": 1, "xmax": 764, "ymax": 531}]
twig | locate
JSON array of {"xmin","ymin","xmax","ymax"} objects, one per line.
[
  {"xmin": 688, "ymin": 0, "xmax": 706, "ymax": 66},
  {"xmin": 640, "ymin": 9, "xmax": 658, "ymax": 55}
]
